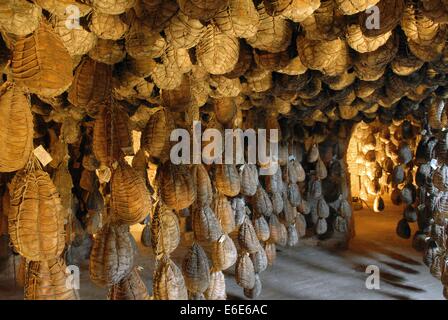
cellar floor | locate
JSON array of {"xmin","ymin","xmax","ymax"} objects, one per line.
[{"xmin": 0, "ymin": 200, "xmax": 444, "ymax": 300}]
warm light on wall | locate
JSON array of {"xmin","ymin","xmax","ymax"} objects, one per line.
[{"xmin": 346, "ymin": 119, "xmax": 421, "ymax": 212}]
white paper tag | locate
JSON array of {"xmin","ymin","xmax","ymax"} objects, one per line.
[
  {"xmin": 430, "ymin": 159, "xmax": 438, "ymax": 170},
  {"xmin": 218, "ymin": 234, "xmax": 226, "ymax": 243},
  {"xmin": 33, "ymin": 145, "xmax": 53, "ymax": 167},
  {"xmin": 288, "ymin": 155, "xmax": 296, "ymax": 161},
  {"xmin": 239, "ymin": 164, "xmax": 245, "ymax": 172}
]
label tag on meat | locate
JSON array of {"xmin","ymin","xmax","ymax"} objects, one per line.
[{"xmin": 33, "ymin": 145, "xmax": 53, "ymax": 167}]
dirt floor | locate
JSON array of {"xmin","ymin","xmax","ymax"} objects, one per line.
[{"xmin": 0, "ymin": 199, "xmax": 444, "ymax": 300}]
